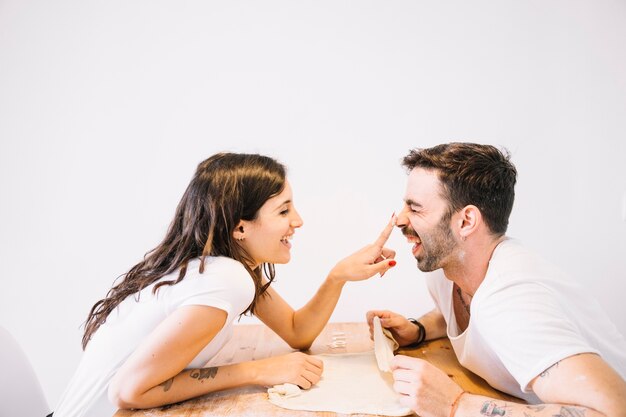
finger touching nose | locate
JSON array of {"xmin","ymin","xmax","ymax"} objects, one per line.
[{"xmin": 395, "ymin": 206, "xmax": 410, "ymax": 227}]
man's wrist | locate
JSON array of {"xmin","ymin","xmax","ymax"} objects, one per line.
[{"xmin": 406, "ymin": 318, "xmax": 426, "ymax": 347}]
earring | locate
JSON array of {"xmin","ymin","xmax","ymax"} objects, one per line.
[{"xmin": 237, "ymin": 237, "xmax": 245, "ymax": 241}]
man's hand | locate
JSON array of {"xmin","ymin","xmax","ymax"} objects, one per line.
[
  {"xmin": 390, "ymin": 355, "xmax": 464, "ymax": 416},
  {"xmin": 366, "ymin": 310, "xmax": 420, "ymax": 347},
  {"xmin": 391, "ymin": 352, "xmax": 626, "ymax": 417}
]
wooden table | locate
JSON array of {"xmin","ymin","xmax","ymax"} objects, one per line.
[{"xmin": 114, "ymin": 322, "xmax": 522, "ymax": 417}]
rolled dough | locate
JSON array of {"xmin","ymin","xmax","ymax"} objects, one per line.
[{"xmin": 373, "ymin": 316, "xmax": 399, "ymax": 372}]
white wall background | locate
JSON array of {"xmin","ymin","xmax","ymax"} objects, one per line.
[{"xmin": 1, "ymin": 0, "xmax": 625, "ymax": 410}]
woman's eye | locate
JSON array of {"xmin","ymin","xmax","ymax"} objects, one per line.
[{"xmin": 280, "ymin": 209, "xmax": 290, "ymax": 216}]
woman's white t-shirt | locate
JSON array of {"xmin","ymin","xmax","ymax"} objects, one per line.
[{"xmin": 54, "ymin": 256, "xmax": 255, "ymax": 417}]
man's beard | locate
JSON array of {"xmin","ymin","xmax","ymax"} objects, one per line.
[{"xmin": 403, "ymin": 214, "xmax": 456, "ymax": 272}]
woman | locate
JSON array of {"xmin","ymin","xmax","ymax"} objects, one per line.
[{"xmin": 53, "ymin": 152, "xmax": 396, "ymax": 417}]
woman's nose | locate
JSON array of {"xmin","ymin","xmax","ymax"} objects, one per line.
[{"xmin": 291, "ymin": 210, "xmax": 303, "ymax": 228}]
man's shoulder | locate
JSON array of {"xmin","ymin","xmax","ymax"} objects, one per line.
[
  {"xmin": 488, "ymin": 238, "xmax": 564, "ymax": 282},
  {"xmin": 492, "ymin": 237, "xmax": 535, "ymax": 259}
]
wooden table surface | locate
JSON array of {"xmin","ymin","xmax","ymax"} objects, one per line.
[{"xmin": 114, "ymin": 322, "xmax": 522, "ymax": 417}]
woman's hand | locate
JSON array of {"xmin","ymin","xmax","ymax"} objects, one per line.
[
  {"xmin": 251, "ymin": 352, "xmax": 324, "ymax": 389},
  {"xmin": 328, "ymin": 216, "xmax": 397, "ymax": 283}
]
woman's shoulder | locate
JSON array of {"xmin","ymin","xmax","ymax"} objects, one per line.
[
  {"xmin": 162, "ymin": 256, "xmax": 254, "ymax": 296},
  {"xmin": 157, "ymin": 256, "xmax": 255, "ymax": 315},
  {"xmin": 202, "ymin": 256, "xmax": 249, "ymax": 273},
  {"xmin": 184, "ymin": 256, "xmax": 252, "ymax": 285}
]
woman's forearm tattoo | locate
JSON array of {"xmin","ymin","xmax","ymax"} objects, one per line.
[
  {"xmin": 160, "ymin": 377, "xmax": 174, "ymax": 392},
  {"xmin": 190, "ymin": 367, "xmax": 218, "ymax": 382},
  {"xmin": 159, "ymin": 367, "xmax": 219, "ymax": 392}
]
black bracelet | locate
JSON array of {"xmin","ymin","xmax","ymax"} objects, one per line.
[{"xmin": 406, "ymin": 318, "xmax": 426, "ymax": 347}]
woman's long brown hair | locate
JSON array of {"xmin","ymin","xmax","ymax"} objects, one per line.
[{"xmin": 82, "ymin": 153, "xmax": 285, "ymax": 349}]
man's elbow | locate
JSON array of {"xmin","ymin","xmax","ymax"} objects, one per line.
[{"xmin": 606, "ymin": 397, "xmax": 626, "ymax": 417}]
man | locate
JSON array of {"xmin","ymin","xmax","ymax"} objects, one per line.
[{"xmin": 368, "ymin": 143, "xmax": 626, "ymax": 417}]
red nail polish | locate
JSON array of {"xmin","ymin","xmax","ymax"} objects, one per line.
[{"xmin": 388, "ymin": 260, "xmax": 397, "ymax": 267}]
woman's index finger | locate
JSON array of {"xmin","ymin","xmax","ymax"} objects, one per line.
[{"xmin": 374, "ymin": 215, "xmax": 396, "ymax": 247}]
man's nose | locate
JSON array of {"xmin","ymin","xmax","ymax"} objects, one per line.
[{"xmin": 395, "ymin": 206, "xmax": 409, "ymax": 227}]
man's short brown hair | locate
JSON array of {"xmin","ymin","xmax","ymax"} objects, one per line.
[{"xmin": 402, "ymin": 143, "xmax": 517, "ymax": 235}]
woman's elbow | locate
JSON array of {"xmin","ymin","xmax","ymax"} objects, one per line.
[
  {"xmin": 108, "ymin": 381, "xmax": 145, "ymax": 410},
  {"xmin": 286, "ymin": 339, "xmax": 313, "ymax": 351}
]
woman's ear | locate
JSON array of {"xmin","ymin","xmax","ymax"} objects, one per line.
[
  {"xmin": 233, "ymin": 221, "xmax": 246, "ymax": 241},
  {"xmin": 458, "ymin": 205, "xmax": 481, "ymax": 240}
]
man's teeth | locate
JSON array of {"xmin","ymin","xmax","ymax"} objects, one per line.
[{"xmin": 407, "ymin": 235, "xmax": 421, "ymax": 244}]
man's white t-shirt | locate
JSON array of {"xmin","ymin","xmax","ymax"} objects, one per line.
[
  {"xmin": 54, "ymin": 256, "xmax": 255, "ymax": 417},
  {"xmin": 426, "ymin": 238, "xmax": 626, "ymax": 403}
]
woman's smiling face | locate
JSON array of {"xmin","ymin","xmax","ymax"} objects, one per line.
[{"xmin": 237, "ymin": 180, "xmax": 303, "ymax": 268}]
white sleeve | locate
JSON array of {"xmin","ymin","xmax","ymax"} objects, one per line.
[
  {"xmin": 166, "ymin": 257, "xmax": 255, "ymax": 319},
  {"xmin": 474, "ymin": 280, "xmax": 599, "ymax": 393}
]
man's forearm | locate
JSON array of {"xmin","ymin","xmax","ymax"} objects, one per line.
[
  {"xmin": 417, "ymin": 308, "xmax": 447, "ymax": 341},
  {"xmin": 455, "ymin": 394, "xmax": 610, "ymax": 417}
]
